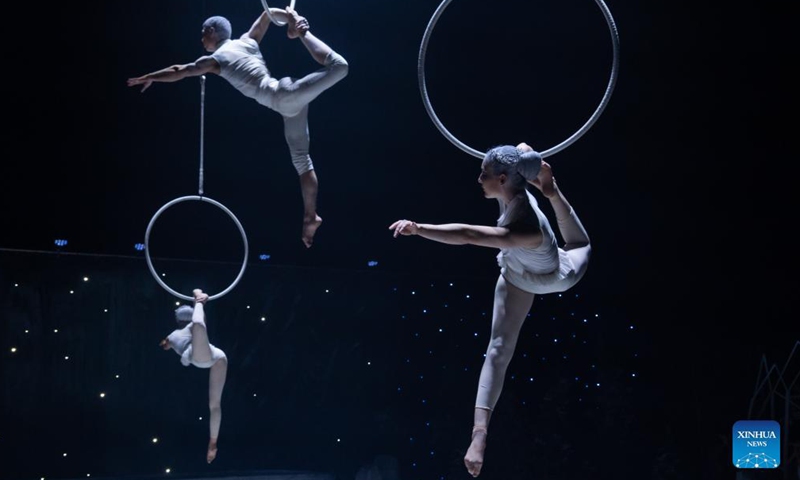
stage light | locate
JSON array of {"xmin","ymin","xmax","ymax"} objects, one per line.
[
  {"xmin": 259, "ymin": 254, "xmax": 270, "ymax": 260},
  {"xmin": 54, "ymin": 239, "xmax": 68, "ymax": 247},
  {"xmin": 134, "ymin": 243, "xmax": 145, "ymax": 251},
  {"xmin": 367, "ymin": 260, "xmax": 378, "ymax": 267}
]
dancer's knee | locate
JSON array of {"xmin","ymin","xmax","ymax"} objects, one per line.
[
  {"xmin": 325, "ymin": 51, "xmax": 349, "ymax": 81},
  {"xmin": 292, "ymin": 155, "xmax": 314, "ymax": 175},
  {"xmin": 485, "ymin": 341, "xmax": 514, "ymax": 369}
]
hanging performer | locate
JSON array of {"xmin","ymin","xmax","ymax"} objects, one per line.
[
  {"xmin": 159, "ymin": 289, "xmax": 228, "ymax": 463},
  {"xmin": 128, "ymin": 5, "xmax": 349, "ymax": 248},
  {"xmin": 390, "ymin": 144, "xmax": 591, "ymax": 477}
]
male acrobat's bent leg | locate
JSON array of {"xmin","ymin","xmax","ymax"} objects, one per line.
[{"xmin": 281, "ymin": 106, "xmax": 322, "ymax": 248}]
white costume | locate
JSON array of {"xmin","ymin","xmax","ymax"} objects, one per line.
[
  {"xmin": 168, "ymin": 322, "xmax": 227, "ymax": 369},
  {"xmin": 211, "ymin": 37, "xmax": 349, "ymax": 175},
  {"xmin": 475, "ymin": 188, "xmax": 591, "ymax": 410},
  {"xmin": 496, "ymin": 191, "xmax": 588, "ymax": 294}
]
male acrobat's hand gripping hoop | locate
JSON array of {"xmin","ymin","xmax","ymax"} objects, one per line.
[{"xmin": 260, "ymin": 0, "xmax": 297, "ymax": 26}]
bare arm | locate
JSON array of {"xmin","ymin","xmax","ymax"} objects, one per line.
[
  {"xmin": 244, "ymin": 8, "xmax": 291, "ymax": 43},
  {"xmin": 389, "ymin": 220, "xmax": 542, "ymax": 249},
  {"xmin": 127, "ymin": 56, "xmax": 219, "ymax": 92}
]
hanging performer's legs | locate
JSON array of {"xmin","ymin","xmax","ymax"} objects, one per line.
[
  {"xmin": 465, "ymin": 275, "xmax": 535, "ymax": 477},
  {"xmin": 189, "ymin": 291, "xmax": 213, "ymax": 364},
  {"xmin": 537, "ymin": 162, "xmax": 591, "ymax": 281},
  {"xmin": 206, "ymin": 357, "xmax": 228, "ymax": 463},
  {"xmin": 277, "ymin": 10, "xmax": 349, "ymax": 248}
]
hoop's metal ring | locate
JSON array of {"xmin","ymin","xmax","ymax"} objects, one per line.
[
  {"xmin": 145, "ymin": 195, "xmax": 249, "ymax": 301},
  {"xmin": 418, "ymin": 0, "xmax": 620, "ymax": 159},
  {"xmin": 261, "ymin": 0, "xmax": 298, "ymax": 27}
]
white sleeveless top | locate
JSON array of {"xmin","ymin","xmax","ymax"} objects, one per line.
[
  {"xmin": 496, "ymin": 191, "xmax": 578, "ymax": 294},
  {"xmin": 167, "ymin": 323, "xmax": 227, "ymax": 369},
  {"xmin": 211, "ymin": 37, "xmax": 280, "ymax": 109}
]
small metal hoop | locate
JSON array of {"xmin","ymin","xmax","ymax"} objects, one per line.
[
  {"xmin": 260, "ymin": 0, "xmax": 298, "ymax": 27},
  {"xmin": 144, "ymin": 195, "xmax": 249, "ymax": 301}
]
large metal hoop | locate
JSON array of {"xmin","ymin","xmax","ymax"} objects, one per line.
[
  {"xmin": 144, "ymin": 195, "xmax": 249, "ymax": 302},
  {"xmin": 418, "ymin": 0, "xmax": 621, "ymax": 159},
  {"xmin": 260, "ymin": 0, "xmax": 297, "ymax": 26}
]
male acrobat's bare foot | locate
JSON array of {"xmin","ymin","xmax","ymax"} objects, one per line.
[
  {"xmin": 302, "ymin": 215, "xmax": 322, "ymax": 248},
  {"xmin": 530, "ymin": 161, "xmax": 558, "ymax": 198},
  {"xmin": 464, "ymin": 427, "xmax": 488, "ymax": 477}
]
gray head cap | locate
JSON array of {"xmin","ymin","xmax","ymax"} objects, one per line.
[
  {"xmin": 485, "ymin": 145, "xmax": 542, "ymax": 181},
  {"xmin": 203, "ymin": 16, "xmax": 232, "ymax": 41},
  {"xmin": 175, "ymin": 305, "xmax": 194, "ymax": 323}
]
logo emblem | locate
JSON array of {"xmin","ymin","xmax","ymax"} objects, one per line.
[{"xmin": 732, "ymin": 420, "xmax": 780, "ymax": 469}]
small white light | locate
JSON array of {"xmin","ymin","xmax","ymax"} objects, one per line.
[
  {"xmin": 64, "ymin": 356, "xmax": 69, "ymax": 360},
  {"xmin": 54, "ymin": 329, "xmax": 58, "ymax": 333},
  {"xmin": 63, "ymin": 453, "xmax": 67, "ymax": 457},
  {"xmin": 24, "ymin": 330, "xmax": 29, "ymax": 334},
  {"xmin": 100, "ymin": 393, "xmax": 106, "ymax": 398},
  {"xmin": 14, "ymin": 283, "xmax": 19, "ymax": 287},
  {"xmin": 175, "ymin": 302, "xmax": 180, "ymax": 306},
  {"xmin": 115, "ymin": 375, "xmax": 119, "ymax": 379},
  {"xmin": 10, "ymin": 347, "xmax": 16, "ymax": 353},
  {"xmin": 70, "ymin": 290, "xmax": 74, "ymax": 294},
  {"xmin": 337, "ymin": 438, "xmax": 341, "ymax": 442},
  {"xmin": 104, "ymin": 309, "xmax": 108, "ymax": 313},
  {"xmin": 199, "ymin": 417, "xmax": 203, "ymax": 420},
  {"xmin": 161, "ymin": 273, "xmax": 166, "ymax": 277},
  {"xmin": 165, "ymin": 468, "xmax": 171, "ymax": 473},
  {"xmin": 261, "ymin": 317, "xmax": 266, "ymax": 322},
  {"xmin": 367, "ymin": 361, "xmax": 371, "ymax": 365},
  {"xmin": 83, "ymin": 277, "xmax": 89, "ymax": 282},
  {"xmin": 246, "ymin": 305, "xmax": 251, "ymax": 309},
  {"xmin": 152, "ymin": 438, "xmax": 158, "ymax": 443}
]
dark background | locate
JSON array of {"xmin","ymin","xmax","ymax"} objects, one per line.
[{"xmin": 2, "ymin": 0, "xmax": 798, "ymax": 478}]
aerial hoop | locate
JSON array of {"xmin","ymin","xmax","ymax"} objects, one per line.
[
  {"xmin": 260, "ymin": 0, "xmax": 297, "ymax": 27},
  {"xmin": 418, "ymin": 0, "xmax": 620, "ymax": 159},
  {"xmin": 144, "ymin": 195, "xmax": 249, "ymax": 302},
  {"xmin": 144, "ymin": 75, "xmax": 249, "ymax": 302}
]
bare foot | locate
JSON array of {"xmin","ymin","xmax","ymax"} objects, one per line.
[
  {"xmin": 530, "ymin": 161, "xmax": 557, "ymax": 198},
  {"xmin": 464, "ymin": 427, "xmax": 488, "ymax": 477},
  {"xmin": 193, "ymin": 289, "xmax": 208, "ymax": 304},
  {"xmin": 206, "ymin": 445, "xmax": 217, "ymax": 464},
  {"xmin": 302, "ymin": 215, "xmax": 322, "ymax": 248}
]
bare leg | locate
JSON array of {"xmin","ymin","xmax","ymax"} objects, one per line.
[
  {"xmin": 285, "ymin": 6, "xmax": 335, "ymax": 65},
  {"xmin": 299, "ymin": 170, "xmax": 322, "ymax": 247},
  {"xmin": 465, "ymin": 275, "xmax": 534, "ymax": 477},
  {"xmin": 189, "ymin": 292, "xmax": 212, "ymax": 364},
  {"xmin": 532, "ymin": 162, "xmax": 591, "ymax": 278},
  {"xmin": 206, "ymin": 358, "xmax": 227, "ymax": 463},
  {"xmin": 282, "ymin": 108, "xmax": 323, "ymax": 248}
]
